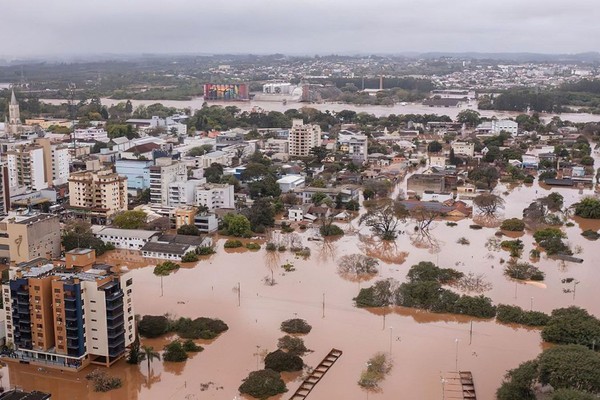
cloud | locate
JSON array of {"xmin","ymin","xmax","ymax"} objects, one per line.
[{"xmin": 1, "ymin": 0, "xmax": 598, "ymax": 56}]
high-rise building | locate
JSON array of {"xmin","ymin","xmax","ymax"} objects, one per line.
[
  {"xmin": 149, "ymin": 158, "xmax": 187, "ymax": 206},
  {"xmin": 195, "ymin": 183, "xmax": 235, "ymax": 210},
  {"xmin": 2, "ymin": 248, "xmax": 135, "ymax": 370},
  {"xmin": 288, "ymin": 119, "xmax": 322, "ymax": 157},
  {"xmin": 7, "ymin": 89, "xmax": 22, "ymax": 136},
  {"xmin": 68, "ymin": 169, "xmax": 128, "ymax": 222},
  {"xmin": 6, "ymin": 138, "xmax": 70, "ymax": 193}
]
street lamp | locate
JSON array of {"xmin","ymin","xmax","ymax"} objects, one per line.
[
  {"xmin": 441, "ymin": 378, "xmax": 447, "ymax": 400},
  {"xmin": 389, "ymin": 327, "xmax": 393, "ymax": 355},
  {"xmin": 530, "ymin": 297, "xmax": 534, "ymax": 311},
  {"xmin": 455, "ymin": 339, "xmax": 459, "ymax": 372}
]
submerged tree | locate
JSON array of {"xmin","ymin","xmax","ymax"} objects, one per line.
[
  {"xmin": 474, "ymin": 193, "xmax": 505, "ymax": 217},
  {"xmin": 337, "ymin": 254, "xmax": 379, "ymax": 282},
  {"xmin": 359, "ymin": 203, "xmax": 406, "ymax": 240}
]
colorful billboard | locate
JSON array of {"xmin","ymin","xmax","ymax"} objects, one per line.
[{"xmin": 203, "ymin": 83, "xmax": 249, "ymax": 101}]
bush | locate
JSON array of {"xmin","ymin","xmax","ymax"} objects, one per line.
[
  {"xmin": 177, "ymin": 224, "xmax": 200, "ymax": 236},
  {"xmin": 277, "ymin": 245, "xmax": 287, "ymax": 252},
  {"xmin": 452, "ymin": 295, "xmax": 496, "ymax": 318},
  {"xmin": 173, "ymin": 317, "xmax": 229, "ymax": 340},
  {"xmin": 581, "ymin": 230, "xmax": 600, "ymax": 240},
  {"xmin": 224, "ymin": 239, "xmax": 243, "ymax": 248},
  {"xmin": 153, "ymin": 261, "xmax": 180, "ymax": 276},
  {"xmin": 280, "ymin": 319, "xmax": 312, "ymax": 334},
  {"xmin": 446, "ymin": 222, "xmax": 458, "ymax": 227},
  {"xmin": 395, "ymin": 281, "xmax": 460, "ymax": 313},
  {"xmin": 501, "ymin": 218, "xmax": 526, "ymax": 231},
  {"xmin": 264, "ymin": 350, "xmax": 304, "ymax": 372},
  {"xmin": 181, "ymin": 251, "xmax": 199, "ymax": 262},
  {"xmin": 457, "ymin": 237, "xmax": 470, "ymax": 245},
  {"xmin": 163, "ymin": 340, "xmax": 188, "ymax": 362},
  {"xmin": 501, "ymin": 239, "xmax": 524, "ymax": 257},
  {"xmin": 574, "ymin": 197, "xmax": 600, "ymax": 219},
  {"xmin": 406, "ymin": 262, "xmax": 463, "ymax": 284},
  {"xmin": 523, "ymin": 175, "xmax": 534, "ymax": 184},
  {"xmin": 469, "ymin": 224, "xmax": 483, "ymax": 230},
  {"xmin": 246, "ymin": 242, "xmax": 261, "ymax": 251},
  {"xmin": 354, "ymin": 279, "xmax": 399, "ymax": 308},
  {"xmin": 266, "ymin": 242, "xmax": 277, "ymax": 251},
  {"xmin": 541, "ymin": 307, "xmax": 600, "ymax": 347},
  {"xmin": 496, "ymin": 304, "xmax": 550, "ymax": 327},
  {"xmin": 86, "ymin": 370, "xmax": 122, "ymax": 392},
  {"xmin": 358, "ymin": 352, "xmax": 393, "ymax": 389},
  {"xmin": 295, "ymin": 247, "xmax": 311, "ymax": 258},
  {"xmin": 281, "ymin": 223, "xmax": 294, "ymax": 233},
  {"xmin": 182, "ymin": 339, "xmax": 204, "ymax": 353},
  {"xmin": 277, "ymin": 335, "xmax": 309, "ymax": 356},
  {"xmin": 319, "ymin": 224, "xmax": 344, "ymax": 236},
  {"xmin": 534, "ymin": 227, "xmax": 565, "ymax": 242},
  {"xmin": 239, "ymin": 369, "xmax": 287, "ymax": 399},
  {"xmin": 138, "ymin": 315, "xmax": 170, "ymax": 338},
  {"xmin": 504, "ymin": 261, "xmax": 545, "ymax": 281},
  {"xmin": 196, "ymin": 246, "xmax": 216, "ymax": 255},
  {"xmin": 538, "ymin": 345, "xmax": 600, "ymax": 393},
  {"xmin": 551, "ymin": 389, "xmax": 596, "ymax": 400}
]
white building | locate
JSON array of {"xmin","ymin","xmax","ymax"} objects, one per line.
[
  {"xmin": 276, "ymin": 175, "xmax": 305, "ymax": 193},
  {"xmin": 195, "ymin": 183, "xmax": 235, "ymax": 210},
  {"xmin": 337, "ymin": 133, "xmax": 368, "ymax": 162},
  {"xmin": 149, "ymin": 158, "xmax": 188, "ymax": 206},
  {"xmin": 451, "ymin": 141, "xmax": 475, "ymax": 157},
  {"xmin": 168, "ymin": 180, "xmax": 204, "ymax": 207},
  {"xmin": 264, "ymin": 138, "xmax": 289, "ymax": 154},
  {"xmin": 476, "ymin": 119, "xmax": 518, "ymax": 136},
  {"xmin": 288, "ymin": 119, "xmax": 322, "ymax": 157},
  {"xmin": 91, "ymin": 226, "xmax": 161, "ymax": 250},
  {"xmin": 194, "ymin": 213, "xmax": 219, "ymax": 233},
  {"xmin": 73, "ymin": 128, "xmax": 109, "ymax": 141},
  {"xmin": 263, "ymin": 83, "xmax": 293, "ymax": 94},
  {"xmin": 51, "ymin": 145, "xmax": 70, "ymax": 185}
]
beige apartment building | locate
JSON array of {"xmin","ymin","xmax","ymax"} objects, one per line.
[
  {"xmin": 0, "ymin": 213, "xmax": 61, "ymax": 264},
  {"xmin": 288, "ymin": 119, "xmax": 322, "ymax": 157},
  {"xmin": 68, "ymin": 169, "xmax": 128, "ymax": 223}
]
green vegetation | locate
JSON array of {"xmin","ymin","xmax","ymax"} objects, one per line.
[
  {"xmin": 277, "ymin": 335, "xmax": 309, "ymax": 356},
  {"xmin": 358, "ymin": 352, "xmax": 393, "ymax": 389},
  {"xmin": 541, "ymin": 307, "xmax": 600, "ymax": 348},
  {"xmin": 163, "ymin": 340, "xmax": 188, "ymax": 362},
  {"xmin": 500, "ymin": 239, "xmax": 524, "ymax": 257},
  {"xmin": 574, "ymin": 197, "xmax": 600, "ymax": 219},
  {"xmin": 581, "ymin": 230, "xmax": 600, "ymax": 240},
  {"xmin": 138, "ymin": 315, "xmax": 170, "ymax": 338},
  {"xmin": 138, "ymin": 315, "xmax": 228, "ymax": 340},
  {"xmin": 496, "ymin": 305, "xmax": 550, "ymax": 327},
  {"xmin": 177, "ymin": 224, "xmax": 201, "ymax": 236},
  {"xmin": 62, "ymin": 220, "xmax": 113, "ymax": 256},
  {"xmin": 319, "ymin": 220, "xmax": 345, "ymax": 236},
  {"xmin": 504, "ymin": 261, "xmax": 545, "ymax": 281},
  {"xmin": 500, "ymin": 218, "xmax": 526, "ymax": 232},
  {"xmin": 173, "ymin": 317, "xmax": 229, "ymax": 340},
  {"xmin": 221, "ymin": 213, "xmax": 252, "ymax": 237},
  {"xmin": 280, "ymin": 319, "xmax": 312, "ymax": 335},
  {"xmin": 181, "ymin": 252, "xmax": 199, "ymax": 262},
  {"xmin": 182, "ymin": 339, "xmax": 204, "ymax": 353},
  {"xmin": 238, "ymin": 369, "xmax": 287, "ymax": 399},
  {"xmin": 153, "ymin": 261, "xmax": 180, "ymax": 276},
  {"xmin": 224, "ymin": 239, "xmax": 243, "ymax": 248},
  {"xmin": 264, "ymin": 350, "xmax": 303, "ymax": 372},
  {"xmin": 112, "ymin": 210, "xmax": 148, "ymax": 229},
  {"xmin": 534, "ymin": 227, "xmax": 571, "ymax": 255},
  {"xmin": 405, "ymin": 261, "xmax": 463, "ymax": 284},
  {"xmin": 245, "ymin": 242, "xmax": 261, "ymax": 251},
  {"xmin": 196, "ymin": 246, "xmax": 216, "ymax": 255},
  {"xmin": 265, "ymin": 242, "xmax": 277, "ymax": 251}
]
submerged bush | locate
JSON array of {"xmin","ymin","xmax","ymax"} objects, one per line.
[
  {"xmin": 239, "ymin": 369, "xmax": 287, "ymax": 398},
  {"xmin": 264, "ymin": 350, "xmax": 304, "ymax": 372},
  {"xmin": 280, "ymin": 318, "xmax": 312, "ymax": 334}
]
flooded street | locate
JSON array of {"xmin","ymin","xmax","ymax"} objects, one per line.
[{"xmin": 4, "ymin": 174, "xmax": 600, "ymax": 399}]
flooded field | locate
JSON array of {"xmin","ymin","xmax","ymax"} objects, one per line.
[
  {"xmin": 4, "ymin": 174, "xmax": 600, "ymax": 400},
  {"xmin": 39, "ymin": 97, "xmax": 600, "ymax": 123}
]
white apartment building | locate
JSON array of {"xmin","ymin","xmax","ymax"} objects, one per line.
[
  {"xmin": 168, "ymin": 180, "xmax": 204, "ymax": 207},
  {"xmin": 68, "ymin": 169, "xmax": 128, "ymax": 218},
  {"xmin": 195, "ymin": 183, "xmax": 235, "ymax": 210},
  {"xmin": 51, "ymin": 145, "xmax": 70, "ymax": 185},
  {"xmin": 338, "ymin": 133, "xmax": 368, "ymax": 162},
  {"xmin": 264, "ymin": 138, "xmax": 289, "ymax": 154},
  {"xmin": 73, "ymin": 128, "xmax": 109, "ymax": 141},
  {"xmin": 451, "ymin": 141, "xmax": 475, "ymax": 157},
  {"xmin": 476, "ymin": 119, "xmax": 519, "ymax": 136},
  {"xmin": 149, "ymin": 158, "xmax": 187, "ymax": 206},
  {"xmin": 7, "ymin": 145, "xmax": 47, "ymax": 191},
  {"xmin": 288, "ymin": 119, "xmax": 322, "ymax": 157}
]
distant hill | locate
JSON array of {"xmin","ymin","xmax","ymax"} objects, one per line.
[{"xmin": 414, "ymin": 52, "xmax": 600, "ymax": 63}]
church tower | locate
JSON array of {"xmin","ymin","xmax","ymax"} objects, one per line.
[{"xmin": 8, "ymin": 89, "xmax": 22, "ymax": 135}]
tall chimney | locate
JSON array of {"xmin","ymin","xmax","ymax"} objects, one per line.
[{"xmin": 380, "ymin": 76, "xmax": 383, "ymax": 90}]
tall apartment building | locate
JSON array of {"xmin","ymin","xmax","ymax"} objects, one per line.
[
  {"xmin": 6, "ymin": 138, "xmax": 70, "ymax": 193},
  {"xmin": 1, "ymin": 213, "xmax": 61, "ymax": 264},
  {"xmin": 68, "ymin": 169, "xmax": 128, "ymax": 222},
  {"xmin": 0, "ymin": 163, "xmax": 10, "ymax": 215},
  {"xmin": 2, "ymin": 248, "xmax": 135, "ymax": 370},
  {"xmin": 288, "ymin": 119, "xmax": 322, "ymax": 157},
  {"xmin": 338, "ymin": 133, "xmax": 368, "ymax": 162},
  {"xmin": 149, "ymin": 158, "xmax": 187, "ymax": 206},
  {"xmin": 195, "ymin": 183, "xmax": 235, "ymax": 210}
]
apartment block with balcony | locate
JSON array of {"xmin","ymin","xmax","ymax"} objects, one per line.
[
  {"xmin": 149, "ymin": 158, "xmax": 187, "ymax": 207},
  {"xmin": 2, "ymin": 212, "xmax": 61, "ymax": 264},
  {"xmin": 195, "ymin": 183, "xmax": 234, "ymax": 210},
  {"xmin": 288, "ymin": 119, "xmax": 322, "ymax": 157},
  {"xmin": 68, "ymin": 169, "xmax": 128, "ymax": 223},
  {"xmin": 2, "ymin": 248, "xmax": 134, "ymax": 370}
]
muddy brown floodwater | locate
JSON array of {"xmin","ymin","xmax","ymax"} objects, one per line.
[{"xmin": 4, "ymin": 174, "xmax": 600, "ymax": 399}]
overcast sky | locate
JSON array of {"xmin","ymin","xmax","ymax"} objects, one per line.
[{"xmin": 2, "ymin": 0, "xmax": 599, "ymax": 57}]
